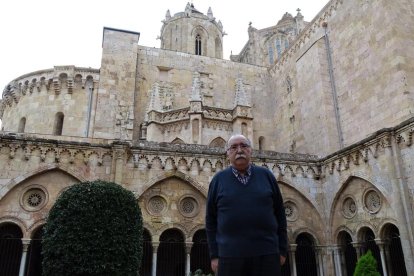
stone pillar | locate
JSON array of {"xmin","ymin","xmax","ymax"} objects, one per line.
[
  {"xmin": 332, "ymin": 245, "xmax": 343, "ymax": 276},
  {"xmin": 112, "ymin": 143, "xmax": 127, "ymax": 184},
  {"xmin": 289, "ymin": 243, "xmax": 297, "ymax": 276},
  {"xmin": 19, "ymin": 239, "xmax": 31, "ymax": 276},
  {"xmin": 315, "ymin": 246, "xmax": 324, "ymax": 276},
  {"xmin": 185, "ymin": 242, "xmax": 193, "ymax": 276},
  {"xmin": 375, "ymin": 239, "xmax": 388, "ymax": 276},
  {"xmin": 151, "ymin": 242, "xmax": 159, "ymax": 276},
  {"xmin": 351, "ymin": 242, "xmax": 362, "ymax": 259}
]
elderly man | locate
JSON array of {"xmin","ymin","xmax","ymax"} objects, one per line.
[{"xmin": 205, "ymin": 134, "xmax": 287, "ymax": 276}]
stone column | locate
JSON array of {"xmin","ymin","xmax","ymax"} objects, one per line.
[
  {"xmin": 19, "ymin": 239, "xmax": 31, "ymax": 276},
  {"xmin": 315, "ymin": 246, "xmax": 324, "ymax": 276},
  {"xmin": 289, "ymin": 243, "xmax": 298, "ymax": 276},
  {"xmin": 375, "ymin": 239, "xmax": 388, "ymax": 276},
  {"xmin": 351, "ymin": 242, "xmax": 362, "ymax": 259},
  {"xmin": 185, "ymin": 242, "xmax": 193, "ymax": 276},
  {"xmin": 112, "ymin": 143, "xmax": 127, "ymax": 184},
  {"xmin": 332, "ymin": 245, "xmax": 343, "ymax": 276},
  {"xmin": 151, "ymin": 242, "xmax": 159, "ymax": 276}
]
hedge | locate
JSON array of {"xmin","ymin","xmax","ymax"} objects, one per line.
[{"xmin": 42, "ymin": 180, "xmax": 143, "ymax": 276}]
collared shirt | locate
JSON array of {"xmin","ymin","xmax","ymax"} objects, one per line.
[{"xmin": 231, "ymin": 164, "xmax": 252, "ymax": 185}]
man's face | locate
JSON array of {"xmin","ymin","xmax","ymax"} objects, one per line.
[{"xmin": 226, "ymin": 136, "xmax": 252, "ymax": 171}]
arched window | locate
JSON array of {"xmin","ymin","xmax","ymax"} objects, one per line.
[
  {"xmin": 215, "ymin": 37, "xmax": 222, "ymax": 58},
  {"xmin": 195, "ymin": 34, "xmax": 202, "ymax": 55},
  {"xmin": 18, "ymin": 117, "xmax": 26, "ymax": 133},
  {"xmin": 26, "ymin": 225, "xmax": 44, "ymax": 276},
  {"xmin": 53, "ymin": 112, "xmax": 64, "ymax": 136},
  {"xmin": 209, "ymin": 137, "xmax": 226, "ymax": 148},
  {"xmin": 241, "ymin": 123, "xmax": 248, "ymax": 137},
  {"xmin": 157, "ymin": 229, "xmax": 185, "ymax": 276},
  {"xmin": 295, "ymin": 233, "xmax": 317, "ymax": 276},
  {"xmin": 140, "ymin": 229, "xmax": 152, "ymax": 276},
  {"xmin": 259, "ymin": 136, "xmax": 265, "ymax": 151},
  {"xmin": 0, "ymin": 223, "xmax": 23, "ymax": 275},
  {"xmin": 337, "ymin": 231, "xmax": 357, "ymax": 276},
  {"xmin": 191, "ymin": 229, "xmax": 212, "ymax": 274}
]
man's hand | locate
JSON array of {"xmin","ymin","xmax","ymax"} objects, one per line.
[
  {"xmin": 280, "ymin": 255, "xmax": 286, "ymax": 266},
  {"xmin": 211, "ymin": 258, "xmax": 218, "ymax": 273}
]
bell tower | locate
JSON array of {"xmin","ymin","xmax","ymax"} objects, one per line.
[{"xmin": 160, "ymin": 3, "xmax": 225, "ymax": 59}]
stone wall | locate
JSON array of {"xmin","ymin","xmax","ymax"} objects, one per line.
[{"xmin": 0, "ymin": 67, "xmax": 99, "ymax": 137}]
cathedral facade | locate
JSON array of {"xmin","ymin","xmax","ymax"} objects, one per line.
[{"xmin": 0, "ymin": 0, "xmax": 413, "ymax": 275}]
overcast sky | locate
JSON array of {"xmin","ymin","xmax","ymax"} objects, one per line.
[{"xmin": 0, "ymin": 0, "xmax": 330, "ymax": 91}]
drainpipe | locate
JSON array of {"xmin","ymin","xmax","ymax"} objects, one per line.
[
  {"xmin": 323, "ymin": 22, "xmax": 344, "ymax": 149},
  {"xmin": 85, "ymin": 82, "xmax": 94, "ymax": 137}
]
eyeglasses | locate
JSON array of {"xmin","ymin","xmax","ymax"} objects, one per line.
[{"xmin": 227, "ymin": 143, "xmax": 250, "ymax": 152}]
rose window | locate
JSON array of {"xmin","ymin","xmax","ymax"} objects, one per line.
[
  {"xmin": 284, "ymin": 201, "xmax": 298, "ymax": 221},
  {"xmin": 148, "ymin": 196, "xmax": 166, "ymax": 215},
  {"xmin": 364, "ymin": 190, "xmax": 381, "ymax": 213},
  {"xmin": 21, "ymin": 186, "xmax": 48, "ymax": 211},
  {"xmin": 28, "ymin": 193, "xmax": 42, "ymax": 207},
  {"xmin": 342, "ymin": 197, "xmax": 357, "ymax": 218},
  {"xmin": 179, "ymin": 197, "xmax": 199, "ymax": 217}
]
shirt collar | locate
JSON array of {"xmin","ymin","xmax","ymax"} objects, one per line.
[{"xmin": 231, "ymin": 164, "xmax": 252, "ymax": 177}]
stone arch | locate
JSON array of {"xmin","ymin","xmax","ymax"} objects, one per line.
[
  {"xmin": 172, "ymin": 137, "xmax": 185, "ymax": 144},
  {"xmin": 357, "ymin": 226, "xmax": 383, "ymax": 274},
  {"xmin": 329, "ymin": 175, "xmax": 389, "ymax": 237},
  {"xmin": 0, "ymin": 221, "xmax": 24, "ymax": 275},
  {"xmin": 139, "ymin": 171, "xmax": 207, "ymax": 198},
  {"xmin": 156, "ymin": 224, "xmax": 188, "ymax": 241},
  {"xmin": 0, "ymin": 217, "xmax": 26, "ymax": 235},
  {"xmin": 209, "ymin": 137, "xmax": 226, "ymax": 148},
  {"xmin": 188, "ymin": 224, "xmax": 206, "ymax": 240},
  {"xmin": 295, "ymin": 231, "xmax": 319, "ymax": 276},
  {"xmin": 191, "ymin": 25, "xmax": 209, "ymax": 56},
  {"xmin": 278, "ymin": 180, "xmax": 323, "ymax": 225},
  {"xmin": 28, "ymin": 219, "xmax": 46, "ymax": 235},
  {"xmin": 334, "ymin": 225, "xmax": 355, "ymax": 242},
  {"xmin": 157, "ymin": 228, "xmax": 186, "ymax": 275},
  {"xmin": 379, "ymin": 223, "xmax": 408, "ymax": 275},
  {"xmin": 140, "ymin": 227, "xmax": 153, "ymax": 276},
  {"xmin": 292, "ymin": 229, "xmax": 320, "ymax": 245},
  {"xmin": 337, "ymin": 229, "xmax": 357, "ymax": 276},
  {"xmin": 0, "ymin": 164, "xmax": 85, "ymax": 201}
]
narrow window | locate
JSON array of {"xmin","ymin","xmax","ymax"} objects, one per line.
[
  {"xmin": 195, "ymin": 34, "xmax": 202, "ymax": 55},
  {"xmin": 54, "ymin": 112, "xmax": 64, "ymax": 135},
  {"xmin": 18, "ymin": 117, "xmax": 26, "ymax": 133},
  {"xmin": 241, "ymin": 123, "xmax": 248, "ymax": 137},
  {"xmin": 259, "ymin": 136, "xmax": 265, "ymax": 151},
  {"xmin": 268, "ymin": 44, "xmax": 274, "ymax": 64},
  {"xmin": 276, "ymin": 38, "xmax": 282, "ymax": 59}
]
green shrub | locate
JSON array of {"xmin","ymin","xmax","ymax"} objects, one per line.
[
  {"xmin": 42, "ymin": 180, "xmax": 143, "ymax": 276},
  {"xmin": 353, "ymin": 250, "xmax": 380, "ymax": 276},
  {"xmin": 190, "ymin": 269, "xmax": 214, "ymax": 276}
]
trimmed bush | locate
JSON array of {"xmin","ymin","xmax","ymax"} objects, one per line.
[
  {"xmin": 353, "ymin": 250, "xmax": 380, "ymax": 276},
  {"xmin": 42, "ymin": 180, "xmax": 143, "ymax": 276}
]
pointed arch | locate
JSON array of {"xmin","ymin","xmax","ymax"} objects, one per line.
[
  {"xmin": 171, "ymin": 137, "xmax": 185, "ymax": 144},
  {"xmin": 209, "ymin": 137, "xmax": 226, "ymax": 148},
  {"xmin": 0, "ymin": 164, "xmax": 85, "ymax": 201},
  {"xmin": 329, "ymin": 175, "xmax": 389, "ymax": 234},
  {"xmin": 137, "ymin": 171, "xmax": 208, "ymax": 198}
]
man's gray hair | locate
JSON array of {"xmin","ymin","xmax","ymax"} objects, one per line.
[{"xmin": 225, "ymin": 134, "xmax": 251, "ymax": 150}]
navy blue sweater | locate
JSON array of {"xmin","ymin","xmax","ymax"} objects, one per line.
[{"xmin": 205, "ymin": 165, "xmax": 287, "ymax": 259}]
